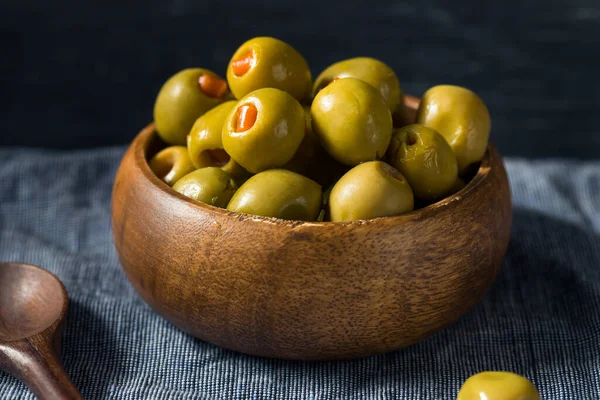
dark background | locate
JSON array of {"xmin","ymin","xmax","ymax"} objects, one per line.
[{"xmin": 1, "ymin": 0, "xmax": 599, "ymax": 158}]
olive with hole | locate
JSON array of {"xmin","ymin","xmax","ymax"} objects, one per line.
[
  {"xmin": 149, "ymin": 146, "xmax": 196, "ymax": 187},
  {"xmin": 312, "ymin": 57, "xmax": 409, "ymax": 127},
  {"xmin": 187, "ymin": 101, "xmax": 250, "ymax": 180},
  {"xmin": 311, "ymin": 78, "xmax": 393, "ymax": 166},
  {"xmin": 457, "ymin": 371, "xmax": 540, "ymax": 400},
  {"xmin": 154, "ymin": 68, "xmax": 230, "ymax": 145},
  {"xmin": 386, "ymin": 124, "xmax": 458, "ymax": 201},
  {"xmin": 328, "ymin": 161, "xmax": 414, "ymax": 221},
  {"xmin": 416, "ymin": 85, "xmax": 491, "ymax": 173},
  {"xmin": 222, "ymin": 88, "xmax": 305, "ymax": 174},
  {"xmin": 227, "ymin": 169, "xmax": 322, "ymax": 221},
  {"xmin": 172, "ymin": 167, "xmax": 238, "ymax": 208},
  {"xmin": 227, "ymin": 37, "xmax": 312, "ymax": 102}
]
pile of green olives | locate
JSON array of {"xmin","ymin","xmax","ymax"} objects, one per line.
[{"xmin": 149, "ymin": 36, "xmax": 491, "ymax": 222}]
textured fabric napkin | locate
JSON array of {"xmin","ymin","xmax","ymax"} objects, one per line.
[{"xmin": 0, "ymin": 147, "xmax": 598, "ymax": 399}]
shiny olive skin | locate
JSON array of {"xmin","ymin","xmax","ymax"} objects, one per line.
[
  {"xmin": 416, "ymin": 85, "xmax": 491, "ymax": 173},
  {"xmin": 149, "ymin": 146, "xmax": 196, "ymax": 186},
  {"xmin": 222, "ymin": 88, "xmax": 305, "ymax": 174},
  {"xmin": 311, "ymin": 78, "xmax": 393, "ymax": 166},
  {"xmin": 187, "ymin": 101, "xmax": 249, "ymax": 180},
  {"xmin": 312, "ymin": 57, "xmax": 409, "ymax": 127},
  {"xmin": 227, "ymin": 169, "xmax": 322, "ymax": 221},
  {"xmin": 386, "ymin": 124, "xmax": 458, "ymax": 201},
  {"xmin": 154, "ymin": 68, "xmax": 228, "ymax": 145},
  {"xmin": 328, "ymin": 161, "xmax": 414, "ymax": 221},
  {"xmin": 172, "ymin": 167, "xmax": 238, "ymax": 208},
  {"xmin": 227, "ymin": 37, "xmax": 312, "ymax": 102},
  {"xmin": 457, "ymin": 371, "xmax": 540, "ymax": 400}
]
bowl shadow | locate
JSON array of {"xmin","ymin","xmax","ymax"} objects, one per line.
[
  {"xmin": 60, "ymin": 299, "xmax": 127, "ymax": 399},
  {"xmin": 421, "ymin": 207, "xmax": 600, "ymax": 396},
  {"xmin": 211, "ymin": 207, "xmax": 600, "ymax": 396}
]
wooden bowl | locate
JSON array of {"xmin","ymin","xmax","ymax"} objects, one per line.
[{"xmin": 111, "ymin": 96, "xmax": 512, "ymax": 360}]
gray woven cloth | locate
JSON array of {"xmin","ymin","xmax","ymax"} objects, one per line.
[{"xmin": 0, "ymin": 147, "xmax": 599, "ymax": 400}]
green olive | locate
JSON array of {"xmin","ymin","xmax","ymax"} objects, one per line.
[
  {"xmin": 457, "ymin": 371, "xmax": 540, "ymax": 400},
  {"xmin": 222, "ymin": 88, "xmax": 305, "ymax": 174},
  {"xmin": 148, "ymin": 146, "xmax": 196, "ymax": 186},
  {"xmin": 227, "ymin": 169, "xmax": 322, "ymax": 221},
  {"xmin": 386, "ymin": 124, "xmax": 458, "ymax": 201},
  {"xmin": 187, "ymin": 100, "xmax": 236, "ymax": 168},
  {"xmin": 311, "ymin": 78, "xmax": 392, "ymax": 166},
  {"xmin": 172, "ymin": 167, "xmax": 238, "ymax": 208},
  {"xmin": 227, "ymin": 37, "xmax": 312, "ymax": 102},
  {"xmin": 154, "ymin": 68, "xmax": 229, "ymax": 145},
  {"xmin": 187, "ymin": 100, "xmax": 250, "ymax": 180},
  {"xmin": 328, "ymin": 161, "xmax": 413, "ymax": 221},
  {"xmin": 416, "ymin": 85, "xmax": 491, "ymax": 173},
  {"xmin": 313, "ymin": 57, "xmax": 408, "ymax": 127}
]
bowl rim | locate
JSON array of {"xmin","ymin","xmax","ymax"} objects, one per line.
[{"xmin": 134, "ymin": 96, "xmax": 497, "ymax": 228}]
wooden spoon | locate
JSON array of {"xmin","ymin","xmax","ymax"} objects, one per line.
[{"xmin": 0, "ymin": 262, "xmax": 81, "ymax": 399}]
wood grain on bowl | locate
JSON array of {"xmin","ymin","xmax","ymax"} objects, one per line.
[{"xmin": 111, "ymin": 96, "xmax": 512, "ymax": 360}]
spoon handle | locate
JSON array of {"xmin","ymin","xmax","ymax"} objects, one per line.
[{"xmin": 0, "ymin": 335, "xmax": 82, "ymax": 400}]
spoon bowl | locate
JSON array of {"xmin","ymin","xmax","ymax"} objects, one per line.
[
  {"xmin": 0, "ymin": 262, "xmax": 81, "ymax": 399},
  {"xmin": 0, "ymin": 263, "xmax": 65, "ymax": 342}
]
